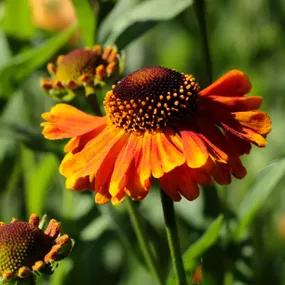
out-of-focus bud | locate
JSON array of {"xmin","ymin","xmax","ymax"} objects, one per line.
[
  {"xmin": 29, "ymin": 0, "xmax": 76, "ymax": 31},
  {"xmin": 41, "ymin": 45, "xmax": 123, "ymax": 100}
]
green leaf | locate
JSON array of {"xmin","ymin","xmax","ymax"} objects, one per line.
[
  {"xmin": 72, "ymin": 0, "xmax": 95, "ymax": 45},
  {"xmin": 98, "ymin": 0, "xmax": 138, "ymax": 42},
  {"xmin": 167, "ymin": 215, "xmax": 224, "ymax": 285},
  {"xmin": 80, "ymin": 216, "xmax": 109, "ymax": 241},
  {"xmin": 21, "ymin": 146, "xmax": 59, "ymax": 215},
  {"xmin": 234, "ymin": 158, "xmax": 285, "ymax": 241},
  {"xmin": 99, "ymin": 0, "xmax": 193, "ymax": 48},
  {"xmin": 0, "ymin": 24, "xmax": 76, "ymax": 97},
  {"xmin": 1, "ymin": 0, "xmax": 34, "ymax": 39}
]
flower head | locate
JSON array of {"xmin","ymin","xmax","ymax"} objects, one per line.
[
  {"xmin": 41, "ymin": 45, "xmax": 122, "ymax": 98},
  {"xmin": 41, "ymin": 67, "xmax": 271, "ymax": 204},
  {"xmin": 0, "ymin": 214, "xmax": 72, "ymax": 281}
]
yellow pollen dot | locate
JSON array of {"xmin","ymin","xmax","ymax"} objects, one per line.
[{"xmin": 104, "ymin": 66, "xmax": 199, "ymax": 133}]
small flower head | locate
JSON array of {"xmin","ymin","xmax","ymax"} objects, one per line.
[
  {"xmin": 41, "ymin": 67, "xmax": 271, "ymax": 204},
  {"xmin": 0, "ymin": 214, "xmax": 72, "ymax": 281},
  {"xmin": 41, "ymin": 45, "xmax": 122, "ymax": 99}
]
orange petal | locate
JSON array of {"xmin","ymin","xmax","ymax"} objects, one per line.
[
  {"xmin": 138, "ymin": 132, "xmax": 152, "ymax": 185},
  {"xmin": 200, "ymin": 70, "xmax": 251, "ymax": 97},
  {"xmin": 109, "ymin": 134, "xmax": 139, "ymax": 197},
  {"xmin": 155, "ymin": 132, "xmax": 185, "ymax": 173},
  {"xmin": 233, "ymin": 111, "xmax": 272, "ymax": 135},
  {"xmin": 150, "ymin": 134, "xmax": 164, "ymax": 178},
  {"xmin": 180, "ymin": 130, "xmax": 208, "ymax": 168},
  {"xmin": 41, "ymin": 103, "xmax": 106, "ymax": 139},
  {"xmin": 95, "ymin": 192, "xmax": 110, "ymax": 205},
  {"xmin": 61, "ymin": 127, "xmax": 126, "ymax": 187},
  {"xmin": 206, "ymin": 95, "xmax": 262, "ymax": 111}
]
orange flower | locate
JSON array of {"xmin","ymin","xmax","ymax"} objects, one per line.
[
  {"xmin": 0, "ymin": 214, "xmax": 72, "ymax": 281},
  {"xmin": 41, "ymin": 67, "xmax": 271, "ymax": 204}
]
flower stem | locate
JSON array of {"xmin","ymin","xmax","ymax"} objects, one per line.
[
  {"xmin": 160, "ymin": 190, "xmax": 187, "ymax": 285},
  {"xmin": 126, "ymin": 198, "xmax": 164, "ymax": 285},
  {"xmin": 194, "ymin": 0, "xmax": 213, "ymax": 84}
]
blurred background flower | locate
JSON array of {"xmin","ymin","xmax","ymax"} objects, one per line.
[{"xmin": 29, "ymin": 0, "xmax": 76, "ymax": 31}]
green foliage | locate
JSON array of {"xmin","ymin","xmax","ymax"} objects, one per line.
[
  {"xmin": 99, "ymin": 0, "xmax": 193, "ymax": 48},
  {"xmin": 0, "ymin": 24, "xmax": 76, "ymax": 96},
  {"xmin": 72, "ymin": 0, "xmax": 95, "ymax": 45},
  {"xmin": 234, "ymin": 158, "xmax": 285, "ymax": 241},
  {"xmin": 167, "ymin": 215, "xmax": 224, "ymax": 285},
  {"xmin": 0, "ymin": 0, "xmax": 284, "ymax": 284},
  {"xmin": 1, "ymin": 0, "xmax": 34, "ymax": 39}
]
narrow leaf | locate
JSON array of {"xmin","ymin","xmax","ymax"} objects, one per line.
[
  {"xmin": 1, "ymin": 0, "xmax": 34, "ymax": 39},
  {"xmin": 167, "ymin": 215, "xmax": 224, "ymax": 285},
  {"xmin": 0, "ymin": 24, "xmax": 76, "ymax": 97},
  {"xmin": 234, "ymin": 158, "xmax": 285, "ymax": 241},
  {"xmin": 72, "ymin": 0, "xmax": 95, "ymax": 45},
  {"xmin": 100, "ymin": 0, "xmax": 193, "ymax": 48}
]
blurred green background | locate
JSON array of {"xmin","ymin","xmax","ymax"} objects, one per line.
[{"xmin": 0, "ymin": 0, "xmax": 284, "ymax": 284}]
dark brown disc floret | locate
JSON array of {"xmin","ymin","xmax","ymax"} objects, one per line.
[{"xmin": 104, "ymin": 66, "xmax": 200, "ymax": 133}]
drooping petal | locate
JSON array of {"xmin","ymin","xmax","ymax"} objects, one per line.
[
  {"xmin": 125, "ymin": 142, "xmax": 151, "ymax": 201},
  {"xmin": 221, "ymin": 122, "xmax": 267, "ymax": 147},
  {"xmin": 41, "ymin": 103, "xmax": 106, "ymax": 139},
  {"xmin": 150, "ymin": 134, "xmax": 164, "ymax": 178},
  {"xmin": 205, "ymin": 95, "xmax": 262, "ymax": 111},
  {"xmin": 200, "ymin": 70, "xmax": 251, "ymax": 97},
  {"xmin": 155, "ymin": 132, "xmax": 185, "ymax": 173},
  {"xmin": 95, "ymin": 192, "xmax": 110, "ymax": 205},
  {"xmin": 159, "ymin": 165, "xmax": 200, "ymax": 201},
  {"xmin": 180, "ymin": 130, "xmax": 208, "ymax": 168},
  {"xmin": 138, "ymin": 132, "xmax": 152, "ymax": 185},
  {"xmin": 109, "ymin": 134, "xmax": 140, "ymax": 197},
  {"xmin": 60, "ymin": 126, "xmax": 126, "ymax": 187},
  {"xmin": 233, "ymin": 111, "xmax": 272, "ymax": 135}
]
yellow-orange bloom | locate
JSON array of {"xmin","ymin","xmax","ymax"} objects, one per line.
[
  {"xmin": 41, "ymin": 67, "xmax": 271, "ymax": 204},
  {"xmin": 0, "ymin": 214, "xmax": 72, "ymax": 281}
]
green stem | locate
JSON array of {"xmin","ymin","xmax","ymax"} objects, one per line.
[
  {"xmin": 194, "ymin": 0, "xmax": 213, "ymax": 84},
  {"xmin": 126, "ymin": 198, "xmax": 164, "ymax": 285},
  {"xmin": 160, "ymin": 190, "xmax": 187, "ymax": 285}
]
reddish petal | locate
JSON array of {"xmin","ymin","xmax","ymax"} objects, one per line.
[
  {"xmin": 205, "ymin": 95, "xmax": 262, "ymax": 111},
  {"xmin": 200, "ymin": 70, "xmax": 251, "ymax": 97},
  {"xmin": 150, "ymin": 134, "xmax": 164, "ymax": 178},
  {"xmin": 180, "ymin": 130, "xmax": 208, "ymax": 168},
  {"xmin": 41, "ymin": 103, "xmax": 106, "ymax": 139}
]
